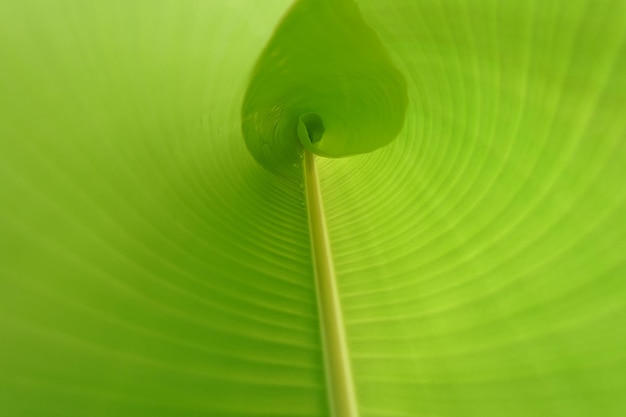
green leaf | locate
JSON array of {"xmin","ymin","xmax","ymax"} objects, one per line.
[
  {"xmin": 242, "ymin": 0, "xmax": 407, "ymax": 174},
  {"xmin": 1, "ymin": 1, "xmax": 625, "ymax": 417}
]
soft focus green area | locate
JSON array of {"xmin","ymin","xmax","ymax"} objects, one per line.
[
  {"xmin": 325, "ymin": 1, "xmax": 626, "ymax": 416},
  {"xmin": 242, "ymin": 0, "xmax": 407, "ymax": 175},
  {"xmin": 0, "ymin": 2, "xmax": 327, "ymax": 416},
  {"xmin": 1, "ymin": 1, "xmax": 625, "ymax": 417}
]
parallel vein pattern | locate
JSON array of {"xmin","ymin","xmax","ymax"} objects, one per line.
[
  {"xmin": 0, "ymin": 1, "xmax": 328, "ymax": 416},
  {"xmin": 321, "ymin": 0, "xmax": 626, "ymax": 416},
  {"xmin": 1, "ymin": 0, "xmax": 625, "ymax": 417}
]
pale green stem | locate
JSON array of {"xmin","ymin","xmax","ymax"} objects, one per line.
[{"xmin": 303, "ymin": 150, "xmax": 359, "ymax": 417}]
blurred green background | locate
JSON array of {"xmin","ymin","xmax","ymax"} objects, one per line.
[{"xmin": 1, "ymin": 1, "xmax": 625, "ymax": 416}]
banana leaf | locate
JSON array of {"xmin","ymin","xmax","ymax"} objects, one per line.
[{"xmin": 1, "ymin": 1, "xmax": 625, "ymax": 416}]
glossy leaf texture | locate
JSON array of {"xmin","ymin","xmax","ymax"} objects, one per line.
[{"xmin": 1, "ymin": 1, "xmax": 625, "ymax": 417}]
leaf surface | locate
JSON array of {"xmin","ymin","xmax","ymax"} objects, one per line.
[{"xmin": 1, "ymin": 1, "xmax": 625, "ymax": 417}]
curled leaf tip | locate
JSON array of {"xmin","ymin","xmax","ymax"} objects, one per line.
[{"xmin": 241, "ymin": 0, "xmax": 408, "ymax": 175}]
